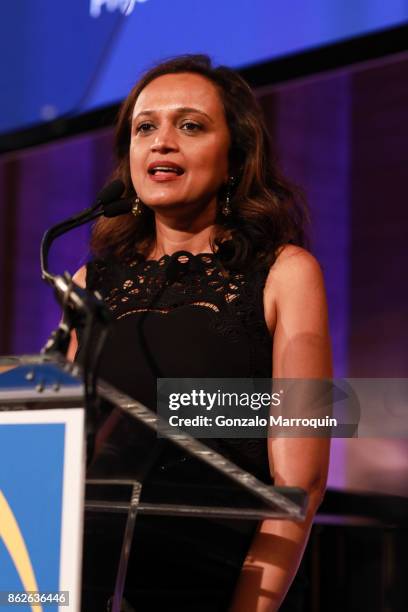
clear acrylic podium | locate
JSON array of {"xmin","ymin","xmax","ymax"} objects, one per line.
[{"xmin": 0, "ymin": 354, "xmax": 307, "ymax": 611}]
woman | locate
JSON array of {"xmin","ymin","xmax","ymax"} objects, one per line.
[{"xmin": 69, "ymin": 55, "xmax": 331, "ymax": 611}]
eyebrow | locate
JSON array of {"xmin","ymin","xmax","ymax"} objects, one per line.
[{"xmin": 132, "ymin": 106, "xmax": 214, "ymax": 123}]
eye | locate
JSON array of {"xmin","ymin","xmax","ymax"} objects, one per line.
[
  {"xmin": 135, "ymin": 122, "xmax": 155, "ymax": 134},
  {"xmin": 180, "ymin": 121, "xmax": 202, "ymax": 132}
]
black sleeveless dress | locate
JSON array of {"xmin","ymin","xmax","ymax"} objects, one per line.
[
  {"xmin": 77, "ymin": 248, "xmax": 294, "ymax": 611},
  {"xmin": 83, "ymin": 248, "xmax": 273, "ymax": 479}
]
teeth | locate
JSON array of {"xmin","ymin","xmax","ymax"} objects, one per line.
[{"xmin": 150, "ymin": 166, "xmax": 182, "ymax": 174}]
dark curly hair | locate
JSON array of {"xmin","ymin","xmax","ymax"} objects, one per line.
[{"xmin": 91, "ymin": 54, "xmax": 308, "ymax": 269}]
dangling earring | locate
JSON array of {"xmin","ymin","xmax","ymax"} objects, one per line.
[
  {"xmin": 221, "ymin": 177, "xmax": 235, "ymax": 217},
  {"xmin": 132, "ymin": 194, "xmax": 142, "ymax": 216}
]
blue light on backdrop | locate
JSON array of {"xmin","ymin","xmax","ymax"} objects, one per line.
[{"xmin": 1, "ymin": 0, "xmax": 407, "ymax": 133}]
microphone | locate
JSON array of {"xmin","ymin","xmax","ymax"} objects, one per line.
[
  {"xmin": 94, "ymin": 179, "xmax": 125, "ymax": 207},
  {"xmin": 40, "ymin": 179, "xmax": 130, "ymax": 282},
  {"xmin": 66, "ymin": 178, "xmax": 126, "ymax": 224},
  {"xmin": 103, "ymin": 198, "xmax": 132, "ymax": 217},
  {"xmin": 50, "ymin": 274, "xmax": 111, "ymax": 324},
  {"xmin": 40, "ymin": 179, "xmax": 133, "ymax": 332},
  {"xmin": 40, "ymin": 180, "xmax": 132, "ymax": 419}
]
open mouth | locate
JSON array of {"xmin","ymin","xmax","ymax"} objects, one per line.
[{"xmin": 148, "ymin": 162, "xmax": 184, "ymax": 177}]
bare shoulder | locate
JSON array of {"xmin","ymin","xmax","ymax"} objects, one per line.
[
  {"xmin": 263, "ymin": 245, "xmax": 325, "ymax": 333},
  {"xmin": 270, "ymin": 244, "xmax": 323, "ymax": 281},
  {"xmin": 72, "ymin": 265, "xmax": 87, "ymax": 289},
  {"xmin": 265, "ymin": 244, "xmax": 325, "ymax": 297}
]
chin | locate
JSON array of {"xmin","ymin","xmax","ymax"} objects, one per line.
[
  {"xmin": 142, "ymin": 192, "xmax": 191, "ymax": 208},
  {"xmin": 145, "ymin": 194, "xmax": 179, "ymax": 206}
]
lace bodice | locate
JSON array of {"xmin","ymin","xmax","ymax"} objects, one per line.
[
  {"xmin": 80, "ymin": 248, "xmax": 274, "ymax": 482},
  {"xmin": 87, "ymin": 250, "xmax": 272, "ymax": 370}
]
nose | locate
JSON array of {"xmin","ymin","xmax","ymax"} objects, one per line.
[{"xmin": 150, "ymin": 124, "xmax": 179, "ymax": 154}]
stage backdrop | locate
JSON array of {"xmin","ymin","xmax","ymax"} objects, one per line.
[
  {"xmin": 0, "ymin": 51, "xmax": 407, "ymax": 494},
  {"xmin": 1, "ymin": 0, "xmax": 407, "ymax": 134}
]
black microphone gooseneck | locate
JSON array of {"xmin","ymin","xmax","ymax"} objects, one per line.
[
  {"xmin": 41, "ymin": 178, "xmax": 131, "ymax": 353},
  {"xmin": 40, "ymin": 180, "xmax": 132, "ymax": 455},
  {"xmin": 41, "ymin": 178, "xmax": 127, "ymax": 283}
]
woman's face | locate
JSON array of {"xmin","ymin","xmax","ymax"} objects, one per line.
[{"xmin": 130, "ymin": 72, "xmax": 231, "ymax": 216}]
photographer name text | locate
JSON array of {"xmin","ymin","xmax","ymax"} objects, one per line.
[{"xmin": 168, "ymin": 415, "xmax": 338, "ymax": 428}]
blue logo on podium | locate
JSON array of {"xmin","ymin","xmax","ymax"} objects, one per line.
[{"xmin": 0, "ymin": 424, "xmax": 65, "ymax": 612}]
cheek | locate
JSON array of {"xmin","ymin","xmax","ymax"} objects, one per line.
[
  {"xmin": 129, "ymin": 143, "xmax": 143, "ymax": 169},
  {"xmin": 195, "ymin": 140, "xmax": 230, "ymax": 183},
  {"xmin": 129, "ymin": 145, "xmax": 144, "ymax": 187},
  {"xmin": 208, "ymin": 147, "xmax": 230, "ymax": 184},
  {"xmin": 211, "ymin": 132, "xmax": 230, "ymax": 179}
]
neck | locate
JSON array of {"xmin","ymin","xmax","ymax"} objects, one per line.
[
  {"xmin": 148, "ymin": 205, "xmax": 218, "ymax": 258},
  {"xmin": 149, "ymin": 223, "xmax": 215, "ymax": 259}
]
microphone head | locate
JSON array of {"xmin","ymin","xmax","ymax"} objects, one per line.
[
  {"xmin": 95, "ymin": 179, "xmax": 125, "ymax": 205},
  {"xmin": 103, "ymin": 199, "xmax": 133, "ymax": 218}
]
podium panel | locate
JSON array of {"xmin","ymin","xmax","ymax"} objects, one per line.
[
  {"xmin": 0, "ymin": 409, "xmax": 84, "ymax": 612},
  {"xmin": 0, "ymin": 355, "xmax": 307, "ymax": 612}
]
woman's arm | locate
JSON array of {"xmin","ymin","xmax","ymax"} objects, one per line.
[
  {"xmin": 230, "ymin": 246, "xmax": 332, "ymax": 611},
  {"xmin": 66, "ymin": 266, "xmax": 87, "ymax": 362}
]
